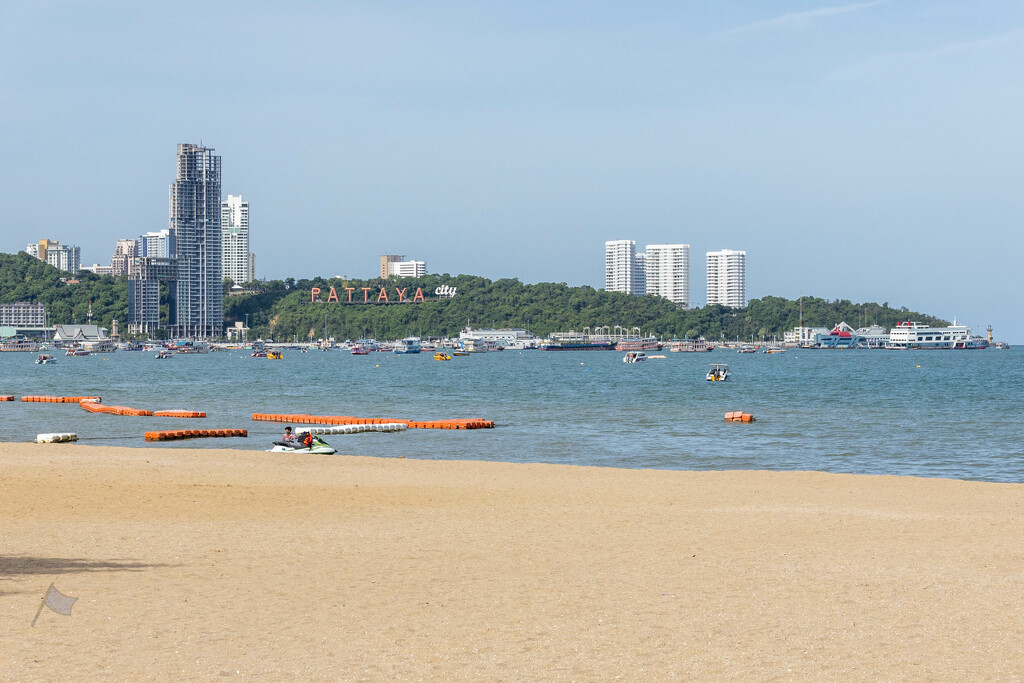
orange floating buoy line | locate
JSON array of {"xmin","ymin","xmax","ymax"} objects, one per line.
[
  {"xmin": 21, "ymin": 395, "xmax": 102, "ymax": 403},
  {"xmin": 724, "ymin": 411, "xmax": 756, "ymax": 423},
  {"xmin": 152, "ymin": 410, "xmax": 206, "ymax": 418},
  {"xmin": 145, "ymin": 429, "xmax": 247, "ymax": 441},
  {"xmin": 251, "ymin": 413, "xmax": 495, "ymax": 430},
  {"xmin": 81, "ymin": 401, "xmax": 153, "ymax": 417},
  {"xmin": 0, "ymin": 395, "xmax": 15, "ymax": 401}
]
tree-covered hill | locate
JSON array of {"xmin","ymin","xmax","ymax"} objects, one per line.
[
  {"xmin": 224, "ymin": 273, "xmax": 949, "ymax": 343},
  {"xmin": 0, "ymin": 251, "xmax": 949, "ymax": 340},
  {"xmin": 0, "ymin": 252, "xmax": 128, "ymax": 329}
]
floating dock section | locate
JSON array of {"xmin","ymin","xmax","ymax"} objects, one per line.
[
  {"xmin": 252, "ymin": 413, "xmax": 495, "ymax": 430},
  {"xmin": 145, "ymin": 429, "xmax": 247, "ymax": 441}
]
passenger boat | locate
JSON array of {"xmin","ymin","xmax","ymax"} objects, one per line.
[
  {"xmin": 669, "ymin": 338, "xmax": 715, "ymax": 352},
  {"xmin": 885, "ymin": 321, "xmax": 989, "ymax": 350},
  {"xmin": 35, "ymin": 354, "xmax": 56, "ymax": 364},
  {"xmin": 172, "ymin": 340, "xmax": 211, "ymax": 354},
  {"xmin": 65, "ymin": 348, "xmax": 90, "ymax": 356},
  {"xmin": 0, "ymin": 338, "xmax": 41, "ymax": 352},
  {"xmin": 615, "ymin": 336, "xmax": 661, "ymax": 352},
  {"xmin": 707, "ymin": 363, "xmax": 730, "ymax": 381},
  {"xmin": 736, "ymin": 346, "xmax": 758, "ymax": 354},
  {"xmin": 395, "ymin": 337, "xmax": 422, "ymax": 354},
  {"xmin": 622, "ymin": 351, "xmax": 647, "ymax": 363}
]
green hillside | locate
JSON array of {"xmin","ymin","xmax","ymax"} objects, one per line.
[{"xmin": 0, "ymin": 252, "xmax": 948, "ymax": 341}]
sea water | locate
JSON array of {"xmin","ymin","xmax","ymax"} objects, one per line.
[{"xmin": 2, "ymin": 348, "xmax": 1022, "ymax": 482}]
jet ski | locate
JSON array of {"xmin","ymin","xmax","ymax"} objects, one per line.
[{"xmin": 270, "ymin": 434, "xmax": 337, "ymax": 455}]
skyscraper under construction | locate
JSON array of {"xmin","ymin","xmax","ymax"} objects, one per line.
[{"xmin": 169, "ymin": 143, "xmax": 223, "ymax": 338}]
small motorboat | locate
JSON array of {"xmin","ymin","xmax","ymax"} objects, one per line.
[
  {"xmin": 434, "ymin": 352, "xmax": 451, "ymax": 361},
  {"xmin": 270, "ymin": 433, "xmax": 337, "ymax": 455},
  {"xmin": 623, "ymin": 351, "xmax": 647, "ymax": 363},
  {"xmin": 452, "ymin": 351, "xmax": 470, "ymax": 357},
  {"xmin": 35, "ymin": 354, "xmax": 56, "ymax": 364},
  {"xmin": 707, "ymin": 363, "xmax": 730, "ymax": 381}
]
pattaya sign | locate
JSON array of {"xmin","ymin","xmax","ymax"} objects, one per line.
[{"xmin": 311, "ymin": 285, "xmax": 457, "ymax": 303}]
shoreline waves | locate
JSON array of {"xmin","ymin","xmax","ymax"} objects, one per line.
[{"xmin": 3, "ymin": 443, "xmax": 1024, "ymax": 679}]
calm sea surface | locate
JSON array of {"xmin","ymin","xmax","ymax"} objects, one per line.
[{"xmin": 2, "ymin": 347, "xmax": 1022, "ymax": 482}]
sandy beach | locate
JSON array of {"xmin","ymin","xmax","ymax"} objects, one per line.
[{"xmin": 2, "ymin": 443, "xmax": 1023, "ymax": 680}]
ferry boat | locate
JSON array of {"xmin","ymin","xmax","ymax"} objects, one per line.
[
  {"xmin": 394, "ymin": 337, "xmax": 422, "ymax": 354},
  {"xmin": 668, "ymin": 338, "xmax": 715, "ymax": 352},
  {"xmin": 885, "ymin": 321, "xmax": 989, "ymax": 350},
  {"xmin": 172, "ymin": 340, "xmax": 211, "ymax": 354},
  {"xmin": 615, "ymin": 336, "xmax": 661, "ymax": 352},
  {"xmin": 65, "ymin": 348, "xmax": 90, "ymax": 356},
  {"xmin": 0, "ymin": 337, "xmax": 41, "ymax": 352}
]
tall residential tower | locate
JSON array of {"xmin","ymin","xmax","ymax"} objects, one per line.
[
  {"xmin": 645, "ymin": 244, "xmax": 690, "ymax": 308},
  {"xmin": 706, "ymin": 249, "xmax": 747, "ymax": 308},
  {"xmin": 605, "ymin": 240, "xmax": 646, "ymax": 295},
  {"xmin": 221, "ymin": 194, "xmax": 251, "ymax": 283},
  {"xmin": 169, "ymin": 143, "xmax": 222, "ymax": 338}
]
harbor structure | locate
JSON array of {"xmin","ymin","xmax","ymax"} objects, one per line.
[
  {"xmin": 221, "ymin": 194, "xmax": 252, "ymax": 283},
  {"xmin": 605, "ymin": 240, "xmax": 646, "ymax": 295},
  {"xmin": 644, "ymin": 244, "xmax": 690, "ymax": 308},
  {"xmin": 169, "ymin": 143, "xmax": 223, "ymax": 338},
  {"xmin": 706, "ymin": 249, "xmax": 746, "ymax": 308}
]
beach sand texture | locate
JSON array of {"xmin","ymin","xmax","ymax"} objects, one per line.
[{"xmin": 2, "ymin": 443, "xmax": 1023, "ymax": 680}]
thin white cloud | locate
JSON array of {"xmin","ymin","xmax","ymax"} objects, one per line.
[
  {"xmin": 829, "ymin": 29, "xmax": 1024, "ymax": 80},
  {"xmin": 710, "ymin": 1, "xmax": 888, "ymax": 41}
]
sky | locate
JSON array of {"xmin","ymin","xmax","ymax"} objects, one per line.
[{"xmin": 1, "ymin": 1, "xmax": 1021, "ymax": 340}]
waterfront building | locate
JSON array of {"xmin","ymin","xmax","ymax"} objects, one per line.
[
  {"xmin": 855, "ymin": 325, "xmax": 889, "ymax": 349},
  {"xmin": 380, "ymin": 254, "xmax": 404, "ymax": 279},
  {"xmin": 169, "ymin": 143, "xmax": 223, "ymax": 338},
  {"xmin": 605, "ymin": 240, "xmax": 646, "ymax": 295},
  {"xmin": 0, "ymin": 302, "xmax": 46, "ymax": 327},
  {"xmin": 784, "ymin": 326, "xmax": 830, "ymax": 346},
  {"xmin": 221, "ymin": 194, "xmax": 252, "ymax": 283},
  {"xmin": 645, "ymin": 244, "xmax": 690, "ymax": 308},
  {"xmin": 706, "ymin": 249, "xmax": 746, "ymax": 308}
]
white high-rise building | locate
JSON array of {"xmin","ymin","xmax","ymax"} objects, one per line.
[
  {"xmin": 138, "ymin": 229, "xmax": 174, "ymax": 258},
  {"xmin": 391, "ymin": 260, "xmax": 426, "ymax": 278},
  {"xmin": 221, "ymin": 195, "xmax": 251, "ymax": 283},
  {"xmin": 25, "ymin": 239, "xmax": 80, "ymax": 274},
  {"xmin": 605, "ymin": 240, "xmax": 645, "ymax": 295},
  {"xmin": 706, "ymin": 249, "xmax": 747, "ymax": 308},
  {"xmin": 111, "ymin": 239, "xmax": 138, "ymax": 276},
  {"xmin": 645, "ymin": 244, "xmax": 690, "ymax": 308}
]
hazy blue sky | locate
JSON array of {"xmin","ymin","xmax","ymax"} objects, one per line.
[{"xmin": 2, "ymin": 1, "xmax": 1021, "ymax": 339}]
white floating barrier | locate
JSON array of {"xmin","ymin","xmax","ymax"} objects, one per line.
[
  {"xmin": 295, "ymin": 423, "xmax": 408, "ymax": 435},
  {"xmin": 36, "ymin": 432, "xmax": 79, "ymax": 443}
]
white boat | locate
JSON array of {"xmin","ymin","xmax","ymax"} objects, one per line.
[
  {"xmin": 885, "ymin": 321, "xmax": 988, "ymax": 350},
  {"xmin": 35, "ymin": 354, "xmax": 56, "ymax": 364},
  {"xmin": 623, "ymin": 351, "xmax": 647, "ymax": 363},
  {"xmin": 707, "ymin": 363, "xmax": 730, "ymax": 381},
  {"xmin": 394, "ymin": 337, "xmax": 422, "ymax": 354}
]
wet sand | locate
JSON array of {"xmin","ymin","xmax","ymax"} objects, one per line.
[{"xmin": 2, "ymin": 443, "xmax": 1023, "ymax": 680}]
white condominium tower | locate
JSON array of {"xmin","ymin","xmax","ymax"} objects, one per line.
[
  {"xmin": 221, "ymin": 195, "xmax": 251, "ymax": 283},
  {"xmin": 706, "ymin": 249, "xmax": 747, "ymax": 308},
  {"xmin": 645, "ymin": 244, "xmax": 690, "ymax": 308},
  {"xmin": 605, "ymin": 240, "xmax": 646, "ymax": 295}
]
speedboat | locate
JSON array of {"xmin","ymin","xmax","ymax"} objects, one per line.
[
  {"xmin": 707, "ymin": 363, "xmax": 730, "ymax": 381},
  {"xmin": 35, "ymin": 354, "xmax": 56, "ymax": 364},
  {"xmin": 623, "ymin": 351, "xmax": 647, "ymax": 363},
  {"xmin": 270, "ymin": 434, "xmax": 337, "ymax": 455},
  {"xmin": 156, "ymin": 350, "xmax": 173, "ymax": 359},
  {"xmin": 434, "ymin": 352, "xmax": 451, "ymax": 361}
]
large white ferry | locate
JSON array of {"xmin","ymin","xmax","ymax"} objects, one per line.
[{"xmin": 885, "ymin": 321, "xmax": 988, "ymax": 350}]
